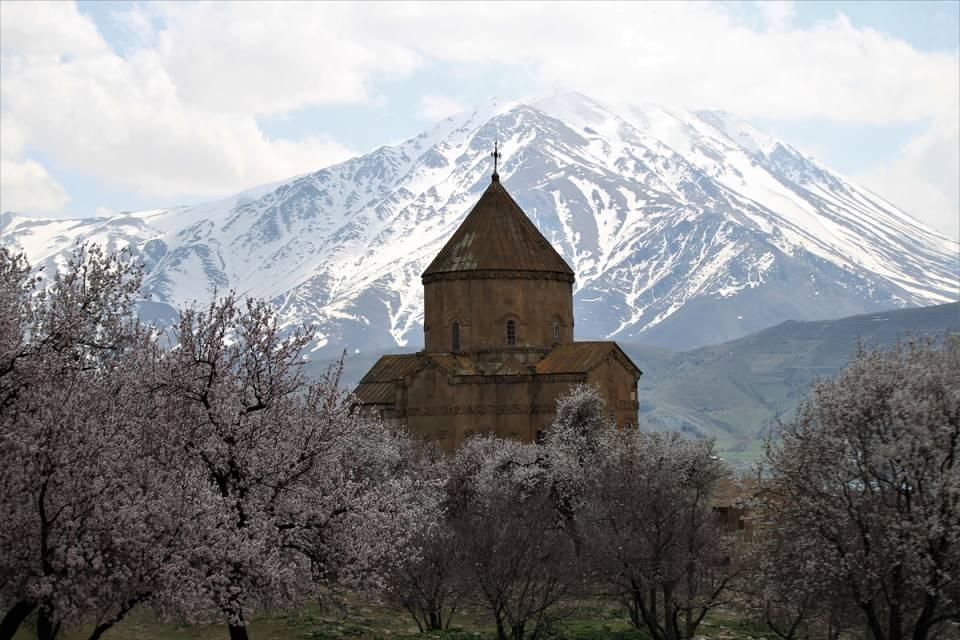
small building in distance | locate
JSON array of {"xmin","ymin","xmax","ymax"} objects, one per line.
[{"xmin": 354, "ymin": 167, "xmax": 641, "ymax": 449}]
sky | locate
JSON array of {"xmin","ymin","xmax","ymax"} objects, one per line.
[{"xmin": 1, "ymin": 1, "xmax": 958, "ymax": 239}]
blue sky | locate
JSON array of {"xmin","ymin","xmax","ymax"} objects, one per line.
[{"xmin": 2, "ymin": 1, "xmax": 958, "ymax": 238}]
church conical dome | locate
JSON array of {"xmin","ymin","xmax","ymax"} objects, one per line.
[{"xmin": 422, "ymin": 177, "xmax": 574, "ymax": 282}]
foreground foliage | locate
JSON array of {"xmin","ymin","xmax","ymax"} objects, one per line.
[
  {"xmin": 3, "ymin": 244, "xmax": 959, "ymax": 640},
  {"xmin": 0, "ymin": 246, "xmax": 434, "ymax": 640},
  {"xmin": 384, "ymin": 385, "xmax": 740, "ymax": 640},
  {"xmin": 0, "ymin": 245, "xmax": 198, "ymax": 640},
  {"xmin": 755, "ymin": 336, "xmax": 960, "ymax": 640}
]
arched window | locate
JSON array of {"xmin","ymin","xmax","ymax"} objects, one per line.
[
  {"xmin": 451, "ymin": 321, "xmax": 460, "ymax": 352},
  {"xmin": 505, "ymin": 319, "xmax": 517, "ymax": 346},
  {"xmin": 553, "ymin": 322, "xmax": 561, "ymax": 345}
]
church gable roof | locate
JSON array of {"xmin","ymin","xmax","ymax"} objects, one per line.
[
  {"xmin": 421, "ymin": 353, "xmax": 478, "ymax": 375},
  {"xmin": 353, "ymin": 382, "xmax": 396, "ymax": 405},
  {"xmin": 536, "ymin": 341, "xmax": 643, "ymax": 378},
  {"xmin": 354, "ymin": 354, "xmax": 419, "ymax": 406},
  {"xmin": 495, "ymin": 355, "xmax": 527, "ymax": 375},
  {"xmin": 358, "ymin": 354, "xmax": 419, "ymax": 383},
  {"xmin": 422, "ymin": 178, "xmax": 574, "ymax": 279}
]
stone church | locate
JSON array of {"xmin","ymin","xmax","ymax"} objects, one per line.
[{"xmin": 354, "ymin": 165, "xmax": 641, "ymax": 449}]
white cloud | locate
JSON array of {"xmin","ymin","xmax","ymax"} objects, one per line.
[
  {"xmin": 418, "ymin": 95, "xmax": 466, "ymax": 121},
  {"xmin": 142, "ymin": 2, "xmax": 419, "ymax": 116},
  {"xmin": 756, "ymin": 1, "xmax": 796, "ymax": 32},
  {"xmin": 0, "ymin": 1, "xmax": 957, "ymax": 221},
  {"xmin": 0, "ymin": 113, "xmax": 69, "ymax": 213},
  {"xmin": 0, "ymin": 0, "xmax": 107, "ymax": 58},
  {"xmin": 0, "ymin": 1, "xmax": 362, "ymax": 206},
  {"xmin": 857, "ymin": 122, "xmax": 960, "ymax": 240},
  {"xmin": 0, "ymin": 158, "xmax": 69, "ymax": 213},
  {"xmin": 360, "ymin": 2, "xmax": 958, "ymax": 125}
]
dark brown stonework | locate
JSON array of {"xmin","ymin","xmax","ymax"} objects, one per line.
[
  {"xmin": 355, "ymin": 175, "xmax": 642, "ymax": 449},
  {"xmin": 422, "ymin": 270, "xmax": 576, "ymax": 284}
]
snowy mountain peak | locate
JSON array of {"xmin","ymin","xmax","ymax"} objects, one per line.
[
  {"xmin": 3, "ymin": 94, "xmax": 957, "ymax": 355},
  {"xmin": 694, "ymin": 110, "xmax": 781, "ymax": 156}
]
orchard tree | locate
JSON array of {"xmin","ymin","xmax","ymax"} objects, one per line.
[
  {"xmin": 1, "ymin": 245, "xmax": 436, "ymax": 640},
  {"xmin": 383, "ymin": 521, "xmax": 462, "ymax": 632},
  {"xmin": 450, "ymin": 436, "xmax": 581, "ymax": 640},
  {"xmin": 582, "ymin": 429, "xmax": 736, "ymax": 639},
  {"xmin": 541, "ymin": 384, "xmax": 611, "ymax": 555},
  {"xmin": 156, "ymin": 293, "xmax": 433, "ymax": 640},
  {"xmin": 0, "ymin": 248, "xmax": 37, "ymax": 412},
  {"xmin": 746, "ymin": 515, "xmax": 855, "ymax": 640},
  {"xmin": 540, "ymin": 384, "xmax": 738, "ymax": 639},
  {"xmin": 0, "ymin": 245, "xmax": 208, "ymax": 640},
  {"xmin": 761, "ymin": 337, "xmax": 960, "ymax": 640},
  {"xmin": 381, "ymin": 447, "xmax": 463, "ymax": 632}
]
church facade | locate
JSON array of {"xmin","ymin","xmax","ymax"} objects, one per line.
[{"xmin": 354, "ymin": 170, "xmax": 641, "ymax": 449}]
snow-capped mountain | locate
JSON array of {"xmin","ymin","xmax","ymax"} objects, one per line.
[{"xmin": 2, "ymin": 92, "xmax": 957, "ymax": 355}]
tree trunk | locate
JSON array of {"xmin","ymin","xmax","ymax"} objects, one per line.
[
  {"xmin": 662, "ymin": 584, "xmax": 677, "ymax": 640},
  {"xmin": 89, "ymin": 617, "xmax": 127, "ymax": 640},
  {"xmin": 37, "ymin": 608, "xmax": 59, "ymax": 640},
  {"xmin": 889, "ymin": 604, "xmax": 903, "ymax": 640},
  {"xmin": 627, "ymin": 592, "xmax": 642, "ymax": 629},
  {"xmin": 650, "ymin": 587, "xmax": 658, "ymax": 629},
  {"xmin": 402, "ymin": 602, "xmax": 425, "ymax": 633},
  {"xmin": 0, "ymin": 601, "xmax": 36, "ymax": 640},
  {"xmin": 86, "ymin": 594, "xmax": 147, "ymax": 640},
  {"xmin": 634, "ymin": 586, "xmax": 665, "ymax": 640},
  {"xmin": 911, "ymin": 593, "xmax": 939, "ymax": 640},
  {"xmin": 89, "ymin": 624, "xmax": 115, "ymax": 640},
  {"xmin": 495, "ymin": 616, "xmax": 507, "ymax": 640},
  {"xmin": 860, "ymin": 600, "xmax": 887, "ymax": 640},
  {"xmin": 228, "ymin": 623, "xmax": 249, "ymax": 640}
]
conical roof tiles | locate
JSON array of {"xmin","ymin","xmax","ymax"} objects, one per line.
[{"xmin": 422, "ymin": 178, "xmax": 574, "ymax": 279}]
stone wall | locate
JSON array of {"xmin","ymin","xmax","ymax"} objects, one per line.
[
  {"xmin": 423, "ymin": 273, "xmax": 574, "ymax": 353},
  {"xmin": 402, "ymin": 358, "xmax": 639, "ymax": 450}
]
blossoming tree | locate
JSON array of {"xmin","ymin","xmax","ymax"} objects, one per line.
[{"xmin": 760, "ymin": 337, "xmax": 960, "ymax": 640}]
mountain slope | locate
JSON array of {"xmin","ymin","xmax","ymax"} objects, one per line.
[
  {"xmin": 630, "ymin": 302, "xmax": 960, "ymax": 467},
  {"xmin": 2, "ymin": 93, "xmax": 957, "ymax": 354}
]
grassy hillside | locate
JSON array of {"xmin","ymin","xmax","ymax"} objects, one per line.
[{"xmin": 626, "ymin": 302, "xmax": 960, "ymax": 468}]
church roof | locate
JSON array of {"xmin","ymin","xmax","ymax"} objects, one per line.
[
  {"xmin": 353, "ymin": 343, "xmax": 642, "ymax": 407},
  {"xmin": 359, "ymin": 354, "xmax": 419, "ymax": 383},
  {"xmin": 425, "ymin": 354, "xmax": 478, "ymax": 375},
  {"xmin": 354, "ymin": 354, "xmax": 419, "ymax": 405},
  {"xmin": 536, "ymin": 341, "xmax": 643, "ymax": 378},
  {"xmin": 353, "ymin": 382, "xmax": 395, "ymax": 405},
  {"xmin": 422, "ymin": 177, "xmax": 574, "ymax": 279}
]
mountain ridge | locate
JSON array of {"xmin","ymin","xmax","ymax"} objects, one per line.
[{"xmin": 2, "ymin": 92, "xmax": 957, "ymax": 355}]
